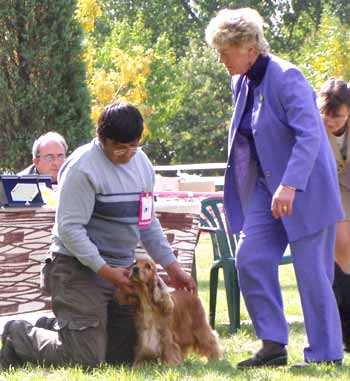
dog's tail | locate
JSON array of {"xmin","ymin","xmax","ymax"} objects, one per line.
[{"xmin": 192, "ymin": 298, "xmax": 222, "ymax": 360}]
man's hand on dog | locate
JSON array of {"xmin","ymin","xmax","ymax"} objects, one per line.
[
  {"xmin": 98, "ymin": 264, "xmax": 134, "ymax": 294},
  {"xmin": 165, "ymin": 261, "xmax": 196, "ymax": 294}
]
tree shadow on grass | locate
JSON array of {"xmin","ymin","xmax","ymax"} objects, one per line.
[
  {"xmin": 215, "ymin": 319, "xmax": 307, "ymax": 337},
  {"xmin": 215, "ymin": 322, "xmax": 255, "ymax": 338},
  {"xmin": 288, "ymin": 361, "xmax": 349, "ymax": 377},
  {"xmin": 104, "ymin": 357, "xmax": 237, "ymax": 379}
]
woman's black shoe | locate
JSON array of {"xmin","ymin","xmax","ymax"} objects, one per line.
[{"xmin": 237, "ymin": 347, "xmax": 288, "ymax": 369}]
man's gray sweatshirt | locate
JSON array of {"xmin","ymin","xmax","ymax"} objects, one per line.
[{"xmin": 50, "ymin": 139, "xmax": 176, "ymax": 272}]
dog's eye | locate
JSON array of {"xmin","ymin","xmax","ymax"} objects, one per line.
[{"xmin": 145, "ymin": 263, "xmax": 151, "ymax": 270}]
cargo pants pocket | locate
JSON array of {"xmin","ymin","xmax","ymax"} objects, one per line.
[{"xmin": 57, "ymin": 318, "xmax": 104, "ymax": 368}]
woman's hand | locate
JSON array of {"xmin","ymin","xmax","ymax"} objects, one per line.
[
  {"xmin": 165, "ymin": 261, "xmax": 196, "ymax": 294},
  {"xmin": 271, "ymin": 184, "xmax": 296, "ymax": 219}
]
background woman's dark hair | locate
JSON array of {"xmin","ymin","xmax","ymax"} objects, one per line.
[
  {"xmin": 96, "ymin": 103, "xmax": 144, "ymax": 143},
  {"xmin": 318, "ymin": 78, "xmax": 350, "ymax": 116}
]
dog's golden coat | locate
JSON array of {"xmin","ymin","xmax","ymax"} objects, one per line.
[{"xmin": 116, "ymin": 254, "xmax": 222, "ymax": 367}]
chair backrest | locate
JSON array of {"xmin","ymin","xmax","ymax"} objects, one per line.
[
  {"xmin": 200, "ymin": 197, "xmax": 237, "ymax": 260},
  {"xmin": 201, "ymin": 196, "xmax": 293, "ymax": 266}
]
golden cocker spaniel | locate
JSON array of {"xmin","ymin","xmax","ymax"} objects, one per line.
[{"xmin": 116, "ymin": 253, "xmax": 222, "ymax": 368}]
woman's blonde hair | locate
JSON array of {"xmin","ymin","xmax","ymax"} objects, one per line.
[{"xmin": 205, "ymin": 7, "xmax": 269, "ymax": 55}]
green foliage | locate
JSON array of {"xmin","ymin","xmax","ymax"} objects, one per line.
[
  {"xmin": 148, "ymin": 41, "xmax": 232, "ymax": 165},
  {"xmin": 0, "ymin": 0, "xmax": 92, "ymax": 171},
  {"xmin": 94, "ymin": 0, "xmax": 203, "ymax": 57},
  {"xmin": 295, "ymin": 9, "xmax": 350, "ymax": 89},
  {"xmin": 96, "ymin": 13, "xmax": 154, "ymax": 65},
  {"xmin": 91, "ymin": 12, "xmax": 180, "ymax": 154},
  {"xmin": 4, "ymin": 1, "xmax": 348, "ymax": 168},
  {"xmin": 94, "ymin": 0, "xmax": 320, "ymax": 58},
  {"xmin": 92, "ymin": 7, "xmax": 233, "ymax": 164},
  {"xmin": 87, "ymin": 0, "xmax": 350, "ymax": 165},
  {"xmin": 144, "ymin": 34, "xmax": 179, "ymax": 139},
  {"xmin": 323, "ymin": 0, "xmax": 350, "ymax": 24},
  {"xmin": 86, "ymin": 12, "xmax": 155, "ymax": 126},
  {"xmin": 265, "ymin": 0, "xmax": 350, "ymax": 59}
]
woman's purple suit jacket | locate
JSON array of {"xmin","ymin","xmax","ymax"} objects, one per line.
[{"xmin": 224, "ymin": 54, "xmax": 344, "ymax": 242}]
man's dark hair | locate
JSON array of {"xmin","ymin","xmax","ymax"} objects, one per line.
[{"xmin": 96, "ymin": 103, "xmax": 144, "ymax": 143}]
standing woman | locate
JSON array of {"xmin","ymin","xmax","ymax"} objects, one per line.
[
  {"xmin": 205, "ymin": 8, "xmax": 344, "ymax": 368},
  {"xmin": 318, "ymin": 78, "xmax": 350, "ymax": 352}
]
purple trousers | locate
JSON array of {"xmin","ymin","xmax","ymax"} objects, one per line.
[{"xmin": 236, "ymin": 177, "xmax": 343, "ymax": 362}]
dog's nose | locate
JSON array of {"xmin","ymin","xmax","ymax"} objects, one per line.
[{"xmin": 132, "ymin": 266, "xmax": 140, "ymax": 275}]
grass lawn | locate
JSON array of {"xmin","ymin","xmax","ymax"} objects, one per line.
[{"xmin": 1, "ymin": 235, "xmax": 349, "ymax": 380}]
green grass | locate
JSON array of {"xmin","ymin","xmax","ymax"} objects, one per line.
[{"xmin": 1, "ymin": 235, "xmax": 349, "ymax": 380}]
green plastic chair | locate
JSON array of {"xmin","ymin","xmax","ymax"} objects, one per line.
[
  {"xmin": 199, "ymin": 197, "xmax": 240, "ymax": 333},
  {"xmin": 199, "ymin": 196, "xmax": 292, "ymax": 334}
]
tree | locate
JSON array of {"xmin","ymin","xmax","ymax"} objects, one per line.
[
  {"xmin": 295, "ymin": 10, "xmax": 350, "ymax": 89},
  {"xmin": 88, "ymin": 34, "xmax": 154, "ymax": 127},
  {"xmin": 76, "ymin": 5, "xmax": 180, "ymax": 154},
  {"xmin": 76, "ymin": 2, "xmax": 154, "ymax": 126},
  {"xmin": 0, "ymin": 0, "xmax": 92, "ymax": 171},
  {"xmin": 259, "ymin": 0, "xmax": 350, "ymax": 60},
  {"xmin": 93, "ymin": 0, "xmax": 203, "ymax": 57},
  {"xmin": 88, "ymin": 8, "xmax": 232, "ymax": 165},
  {"xmin": 63, "ymin": 0, "xmax": 350, "ymax": 167},
  {"xmin": 150, "ymin": 41, "xmax": 232, "ymax": 164}
]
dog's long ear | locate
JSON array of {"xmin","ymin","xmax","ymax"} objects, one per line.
[
  {"xmin": 115, "ymin": 288, "xmax": 137, "ymax": 306},
  {"xmin": 152, "ymin": 275, "xmax": 166, "ymax": 303},
  {"xmin": 152, "ymin": 275, "xmax": 174, "ymax": 315}
]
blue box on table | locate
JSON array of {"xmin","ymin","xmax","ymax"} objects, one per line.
[{"xmin": 0, "ymin": 174, "xmax": 52, "ymax": 207}]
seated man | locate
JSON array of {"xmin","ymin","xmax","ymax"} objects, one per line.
[{"xmin": 18, "ymin": 131, "xmax": 68, "ymax": 184}]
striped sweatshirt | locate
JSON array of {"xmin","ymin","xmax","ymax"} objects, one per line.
[{"xmin": 50, "ymin": 138, "xmax": 176, "ymax": 272}]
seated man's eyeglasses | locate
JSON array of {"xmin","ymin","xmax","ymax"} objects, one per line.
[{"xmin": 37, "ymin": 154, "xmax": 66, "ymax": 163}]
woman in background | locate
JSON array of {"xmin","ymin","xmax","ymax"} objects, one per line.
[{"xmin": 318, "ymin": 78, "xmax": 350, "ymax": 352}]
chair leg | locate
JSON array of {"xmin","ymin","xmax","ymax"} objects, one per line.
[
  {"xmin": 209, "ymin": 268, "xmax": 219, "ymax": 329},
  {"xmin": 222, "ymin": 264, "xmax": 240, "ymax": 333},
  {"xmin": 191, "ymin": 255, "xmax": 197, "ymax": 286}
]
